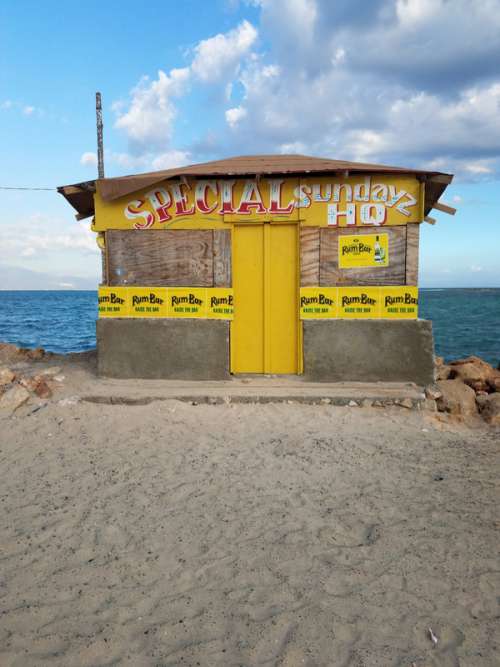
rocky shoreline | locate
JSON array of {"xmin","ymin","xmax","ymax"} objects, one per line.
[
  {"xmin": 432, "ymin": 355, "xmax": 500, "ymax": 425},
  {"xmin": 0, "ymin": 341, "xmax": 499, "ymax": 425}
]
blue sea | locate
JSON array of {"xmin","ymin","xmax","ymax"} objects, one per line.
[{"xmin": 0, "ymin": 289, "xmax": 499, "ymax": 365}]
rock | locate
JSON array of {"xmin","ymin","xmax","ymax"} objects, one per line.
[
  {"xmin": 40, "ymin": 366, "xmax": 62, "ymax": 377},
  {"xmin": 423, "ymin": 398, "xmax": 437, "ymax": 412},
  {"xmin": 480, "ymin": 394, "xmax": 500, "ymax": 425},
  {"xmin": 19, "ymin": 376, "xmax": 39, "ymax": 392},
  {"xmin": 348, "ymin": 400, "xmax": 358, "ymax": 407},
  {"xmin": 0, "ymin": 343, "xmax": 22, "ymax": 364},
  {"xmin": 372, "ymin": 400, "xmax": 383, "ymax": 407},
  {"xmin": 19, "ymin": 375, "xmax": 53, "ymax": 398},
  {"xmin": 475, "ymin": 393, "xmax": 489, "ymax": 409},
  {"xmin": 0, "ymin": 385, "xmax": 30, "ymax": 413},
  {"xmin": 487, "ymin": 375, "xmax": 500, "ymax": 392},
  {"xmin": 435, "ymin": 356, "xmax": 445, "ymax": 367},
  {"xmin": 53, "ymin": 375, "xmax": 65, "ymax": 382},
  {"xmin": 34, "ymin": 379, "xmax": 52, "ymax": 399},
  {"xmin": 436, "ymin": 364, "xmax": 452, "ymax": 381},
  {"xmin": 425, "ymin": 384, "xmax": 443, "ymax": 400},
  {"xmin": 0, "ymin": 368, "xmax": 15, "ymax": 385},
  {"xmin": 27, "ymin": 347, "xmax": 45, "ymax": 360},
  {"xmin": 398, "ymin": 398, "xmax": 413, "ymax": 409},
  {"xmin": 436, "ymin": 379, "xmax": 477, "ymax": 416},
  {"xmin": 361, "ymin": 398, "xmax": 373, "ymax": 408},
  {"xmin": 320, "ymin": 398, "xmax": 331, "ymax": 404},
  {"xmin": 448, "ymin": 356, "xmax": 497, "ymax": 390}
]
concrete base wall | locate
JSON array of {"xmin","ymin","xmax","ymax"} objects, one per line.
[
  {"xmin": 303, "ymin": 319, "xmax": 435, "ymax": 385},
  {"xmin": 97, "ymin": 319, "xmax": 230, "ymax": 380}
]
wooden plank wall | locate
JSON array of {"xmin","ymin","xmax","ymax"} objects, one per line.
[
  {"xmin": 299, "ymin": 227, "xmax": 320, "ymax": 286},
  {"xmin": 106, "ymin": 229, "xmax": 231, "ymax": 287},
  {"xmin": 405, "ymin": 223, "xmax": 419, "ymax": 285},
  {"xmin": 300, "ymin": 225, "xmax": 418, "ymax": 287},
  {"xmin": 213, "ymin": 230, "xmax": 232, "ymax": 287}
]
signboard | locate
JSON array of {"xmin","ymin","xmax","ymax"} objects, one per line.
[
  {"xmin": 299, "ymin": 286, "xmax": 419, "ymax": 319},
  {"xmin": 168, "ymin": 288, "xmax": 207, "ymax": 318},
  {"xmin": 98, "ymin": 287, "xmax": 234, "ymax": 319},
  {"xmin": 206, "ymin": 288, "xmax": 234, "ymax": 319},
  {"xmin": 299, "ymin": 287, "xmax": 338, "ymax": 319},
  {"xmin": 129, "ymin": 287, "xmax": 167, "ymax": 317},
  {"xmin": 380, "ymin": 286, "xmax": 418, "ymax": 318},
  {"xmin": 338, "ymin": 233, "xmax": 389, "ymax": 268},
  {"xmin": 97, "ymin": 287, "xmax": 129, "ymax": 317},
  {"xmin": 338, "ymin": 287, "xmax": 381, "ymax": 318},
  {"xmin": 93, "ymin": 175, "xmax": 423, "ymax": 231}
]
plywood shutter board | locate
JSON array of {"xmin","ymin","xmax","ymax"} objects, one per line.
[
  {"xmin": 319, "ymin": 226, "xmax": 407, "ymax": 286},
  {"xmin": 107, "ymin": 230, "xmax": 214, "ymax": 286},
  {"xmin": 213, "ymin": 229, "xmax": 232, "ymax": 287},
  {"xmin": 405, "ymin": 223, "xmax": 419, "ymax": 285},
  {"xmin": 300, "ymin": 227, "xmax": 320, "ymax": 286}
]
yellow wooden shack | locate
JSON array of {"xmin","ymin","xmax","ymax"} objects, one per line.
[{"xmin": 59, "ymin": 155, "xmax": 453, "ymax": 383}]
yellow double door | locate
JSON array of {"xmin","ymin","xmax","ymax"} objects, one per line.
[{"xmin": 231, "ymin": 223, "xmax": 300, "ymax": 374}]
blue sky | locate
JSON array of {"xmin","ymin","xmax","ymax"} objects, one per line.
[{"xmin": 0, "ymin": 0, "xmax": 499, "ymax": 288}]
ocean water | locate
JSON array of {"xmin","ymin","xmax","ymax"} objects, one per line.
[{"xmin": 0, "ymin": 289, "xmax": 499, "ymax": 365}]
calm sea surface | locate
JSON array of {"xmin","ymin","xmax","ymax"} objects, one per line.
[{"xmin": 0, "ymin": 289, "xmax": 499, "ymax": 365}]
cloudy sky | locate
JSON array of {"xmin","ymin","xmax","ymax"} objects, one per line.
[{"xmin": 0, "ymin": 0, "xmax": 499, "ymax": 288}]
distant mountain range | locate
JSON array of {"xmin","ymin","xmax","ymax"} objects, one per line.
[{"xmin": 0, "ymin": 264, "xmax": 96, "ymax": 290}]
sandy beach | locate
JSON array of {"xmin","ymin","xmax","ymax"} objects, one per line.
[{"xmin": 0, "ymin": 358, "xmax": 499, "ymax": 666}]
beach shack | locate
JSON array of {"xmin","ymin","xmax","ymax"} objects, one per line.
[{"xmin": 58, "ymin": 155, "xmax": 453, "ymax": 383}]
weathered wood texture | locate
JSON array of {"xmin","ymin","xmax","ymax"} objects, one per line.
[
  {"xmin": 100, "ymin": 248, "xmax": 107, "ymax": 286},
  {"xmin": 107, "ymin": 230, "xmax": 225, "ymax": 286},
  {"xmin": 300, "ymin": 227, "xmax": 320, "ymax": 286},
  {"xmin": 405, "ymin": 223, "xmax": 419, "ymax": 285},
  {"xmin": 213, "ymin": 229, "xmax": 232, "ymax": 287},
  {"xmin": 318, "ymin": 226, "xmax": 407, "ymax": 286}
]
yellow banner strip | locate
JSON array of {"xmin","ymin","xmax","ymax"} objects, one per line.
[
  {"xmin": 98, "ymin": 287, "xmax": 234, "ymax": 319},
  {"xmin": 300, "ymin": 286, "xmax": 419, "ymax": 319}
]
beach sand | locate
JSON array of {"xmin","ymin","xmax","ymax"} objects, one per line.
[{"xmin": 0, "ymin": 360, "xmax": 499, "ymax": 665}]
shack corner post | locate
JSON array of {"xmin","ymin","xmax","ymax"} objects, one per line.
[{"xmin": 57, "ymin": 155, "xmax": 455, "ymax": 384}]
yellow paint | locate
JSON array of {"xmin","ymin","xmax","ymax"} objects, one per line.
[
  {"xmin": 299, "ymin": 287, "xmax": 338, "ymax": 319},
  {"xmin": 231, "ymin": 223, "xmax": 299, "ymax": 374},
  {"xmin": 206, "ymin": 288, "xmax": 234, "ymax": 319},
  {"xmin": 128, "ymin": 287, "xmax": 168, "ymax": 317},
  {"xmin": 300, "ymin": 175, "xmax": 421, "ymax": 227},
  {"xmin": 338, "ymin": 287, "xmax": 381, "ymax": 318},
  {"xmin": 92, "ymin": 174, "xmax": 423, "ymax": 231},
  {"xmin": 266, "ymin": 224, "xmax": 299, "ymax": 373},
  {"xmin": 231, "ymin": 225, "xmax": 265, "ymax": 372},
  {"xmin": 97, "ymin": 287, "xmax": 129, "ymax": 317},
  {"xmin": 338, "ymin": 233, "xmax": 389, "ymax": 268},
  {"xmin": 380, "ymin": 286, "xmax": 419, "ymax": 318},
  {"xmin": 167, "ymin": 288, "xmax": 207, "ymax": 318}
]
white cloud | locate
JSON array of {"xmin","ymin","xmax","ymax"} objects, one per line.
[
  {"xmin": 23, "ymin": 105, "xmax": 35, "ymax": 115},
  {"xmin": 80, "ymin": 151, "xmax": 98, "ymax": 167},
  {"xmin": 225, "ymin": 106, "xmax": 247, "ymax": 128},
  {"xmin": 151, "ymin": 150, "xmax": 191, "ymax": 170},
  {"xmin": 396, "ymin": 0, "xmax": 440, "ymax": 26},
  {"xmin": 114, "ymin": 67, "xmax": 190, "ymax": 150},
  {"xmin": 113, "ymin": 20, "xmax": 257, "ymax": 158},
  {"xmin": 21, "ymin": 247, "xmax": 36, "ymax": 257},
  {"xmin": 1, "ymin": 100, "xmax": 12, "ymax": 109},
  {"xmin": 107, "ymin": 1, "xmax": 500, "ymax": 180},
  {"xmin": 0, "ymin": 215, "xmax": 99, "ymax": 265},
  {"xmin": 191, "ymin": 20, "xmax": 257, "ymax": 83}
]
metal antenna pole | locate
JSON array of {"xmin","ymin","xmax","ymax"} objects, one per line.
[{"xmin": 96, "ymin": 92, "xmax": 105, "ymax": 179}]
